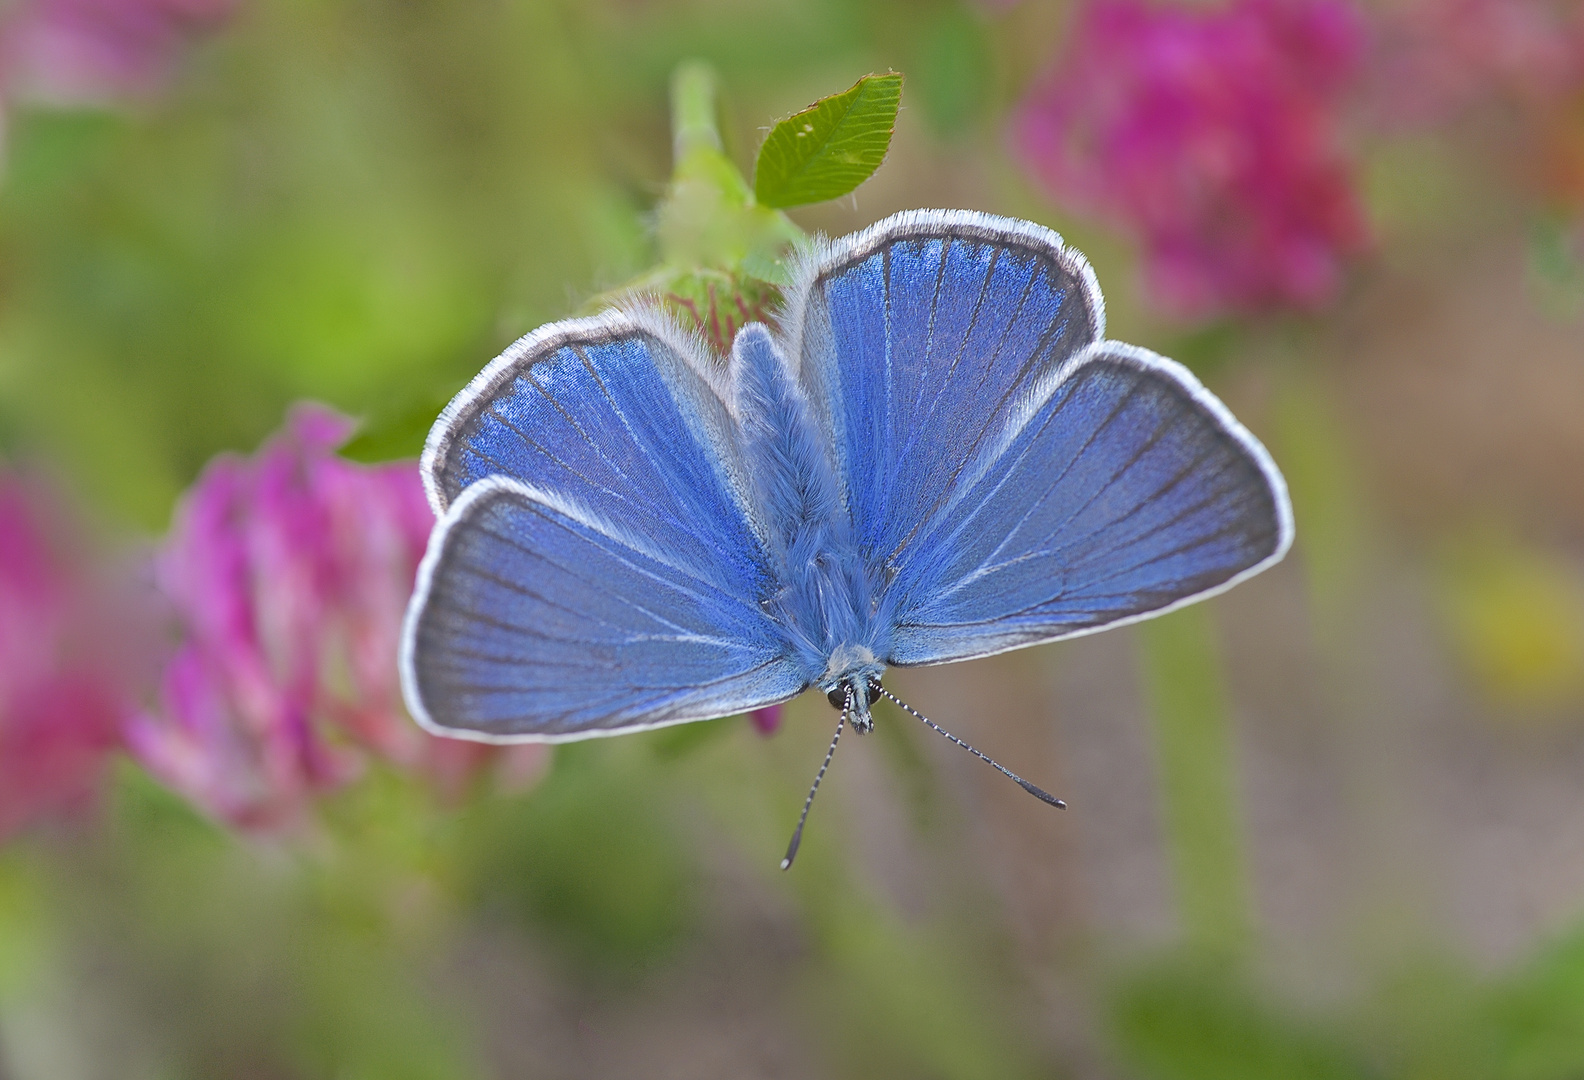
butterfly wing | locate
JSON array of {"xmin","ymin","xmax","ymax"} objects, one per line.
[
  {"xmin": 784, "ymin": 210, "xmax": 1291, "ymax": 667},
  {"xmin": 883, "ymin": 342, "xmax": 1291, "ymax": 663},
  {"xmin": 785, "ymin": 210, "xmax": 1105, "ymax": 574},
  {"xmin": 402, "ymin": 311, "xmax": 808, "ymax": 741}
]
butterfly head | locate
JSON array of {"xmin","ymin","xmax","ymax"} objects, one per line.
[
  {"xmin": 819, "ymin": 644, "xmax": 884, "ymax": 734},
  {"xmin": 825, "ymin": 676, "xmax": 882, "ymax": 734}
]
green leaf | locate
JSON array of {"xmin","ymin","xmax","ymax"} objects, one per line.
[
  {"xmin": 340, "ymin": 388, "xmax": 455, "ymax": 464},
  {"xmin": 753, "ymin": 72, "xmax": 902, "ymax": 209}
]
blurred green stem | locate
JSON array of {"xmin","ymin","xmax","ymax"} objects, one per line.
[
  {"xmin": 669, "ymin": 62, "xmax": 737, "ymax": 187},
  {"xmin": 1271, "ymin": 371, "xmax": 1366, "ymax": 638},
  {"xmin": 0, "ymin": 851, "xmax": 51, "ymax": 1005},
  {"xmin": 1138, "ymin": 606, "xmax": 1251, "ymax": 956},
  {"xmin": 653, "ymin": 61, "xmax": 802, "ymax": 281},
  {"xmin": 1271, "ymin": 370, "xmax": 1423, "ymax": 959}
]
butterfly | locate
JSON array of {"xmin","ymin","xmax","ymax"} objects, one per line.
[{"xmin": 400, "ymin": 209, "xmax": 1293, "ymax": 866}]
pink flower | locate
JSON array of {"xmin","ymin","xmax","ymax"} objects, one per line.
[
  {"xmin": 0, "ymin": 474, "xmax": 128, "ymax": 838},
  {"xmin": 127, "ymin": 405, "xmax": 544, "ymax": 830},
  {"xmin": 1370, "ymin": 0, "xmax": 1584, "ymax": 127},
  {"xmin": 749, "ymin": 704, "xmax": 783, "ymax": 737},
  {"xmin": 0, "ymin": 0, "xmax": 235, "ymax": 105},
  {"xmin": 1012, "ymin": 0, "xmax": 1372, "ymax": 318}
]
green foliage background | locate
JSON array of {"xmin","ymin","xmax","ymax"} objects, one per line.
[{"xmin": 4, "ymin": 0, "xmax": 1584, "ymax": 1078}]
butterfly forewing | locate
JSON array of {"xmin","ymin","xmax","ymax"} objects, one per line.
[
  {"xmin": 788, "ymin": 211, "xmax": 1105, "ymax": 573},
  {"xmin": 421, "ymin": 313, "xmax": 761, "ymax": 593}
]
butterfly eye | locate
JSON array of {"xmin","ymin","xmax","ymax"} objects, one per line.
[{"xmin": 824, "ymin": 680, "xmax": 883, "ymax": 709}]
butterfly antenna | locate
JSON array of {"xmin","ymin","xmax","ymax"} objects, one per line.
[
  {"xmin": 781, "ymin": 687, "xmax": 849, "ymax": 870},
  {"xmin": 877, "ymin": 687, "xmax": 1066, "ymax": 809}
]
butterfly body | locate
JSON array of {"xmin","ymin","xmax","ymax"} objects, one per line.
[
  {"xmin": 733, "ymin": 323, "xmax": 890, "ymax": 729},
  {"xmin": 400, "ymin": 210, "xmax": 1292, "ymax": 745}
]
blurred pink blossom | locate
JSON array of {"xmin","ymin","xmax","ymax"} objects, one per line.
[
  {"xmin": 0, "ymin": 474, "xmax": 128, "ymax": 838},
  {"xmin": 127, "ymin": 405, "xmax": 544, "ymax": 830},
  {"xmin": 0, "ymin": 0, "xmax": 235, "ymax": 105},
  {"xmin": 749, "ymin": 704, "xmax": 783, "ymax": 737},
  {"xmin": 1012, "ymin": 0, "xmax": 1372, "ymax": 318},
  {"xmin": 1370, "ymin": 0, "xmax": 1584, "ymax": 126}
]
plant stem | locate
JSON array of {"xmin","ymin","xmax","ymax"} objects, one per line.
[
  {"xmin": 670, "ymin": 60, "xmax": 727, "ymax": 163},
  {"xmin": 1137, "ymin": 605, "xmax": 1251, "ymax": 955},
  {"xmin": 655, "ymin": 61, "xmax": 801, "ymax": 277}
]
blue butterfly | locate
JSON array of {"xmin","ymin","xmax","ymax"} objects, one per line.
[{"xmin": 400, "ymin": 210, "xmax": 1293, "ymax": 865}]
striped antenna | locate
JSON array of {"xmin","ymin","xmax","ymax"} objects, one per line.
[
  {"xmin": 781, "ymin": 686, "xmax": 850, "ymax": 870},
  {"xmin": 877, "ymin": 687, "xmax": 1066, "ymax": 809}
]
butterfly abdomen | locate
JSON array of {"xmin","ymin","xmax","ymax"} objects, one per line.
[{"xmin": 732, "ymin": 323, "xmax": 891, "ymax": 681}]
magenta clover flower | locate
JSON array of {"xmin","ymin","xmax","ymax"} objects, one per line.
[
  {"xmin": 0, "ymin": 473, "xmax": 129, "ymax": 838},
  {"xmin": 0, "ymin": 0, "xmax": 235, "ymax": 106},
  {"xmin": 749, "ymin": 704, "xmax": 783, "ymax": 737},
  {"xmin": 1370, "ymin": 0, "xmax": 1584, "ymax": 127},
  {"xmin": 126, "ymin": 405, "xmax": 543, "ymax": 831},
  {"xmin": 1013, "ymin": 0, "xmax": 1372, "ymax": 318}
]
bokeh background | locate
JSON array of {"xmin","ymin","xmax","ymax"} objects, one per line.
[{"xmin": 3, "ymin": 0, "xmax": 1584, "ymax": 1077}]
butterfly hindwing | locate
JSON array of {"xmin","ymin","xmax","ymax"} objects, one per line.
[
  {"xmin": 402, "ymin": 478, "xmax": 807, "ymax": 740},
  {"xmin": 886, "ymin": 342, "xmax": 1292, "ymax": 664}
]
